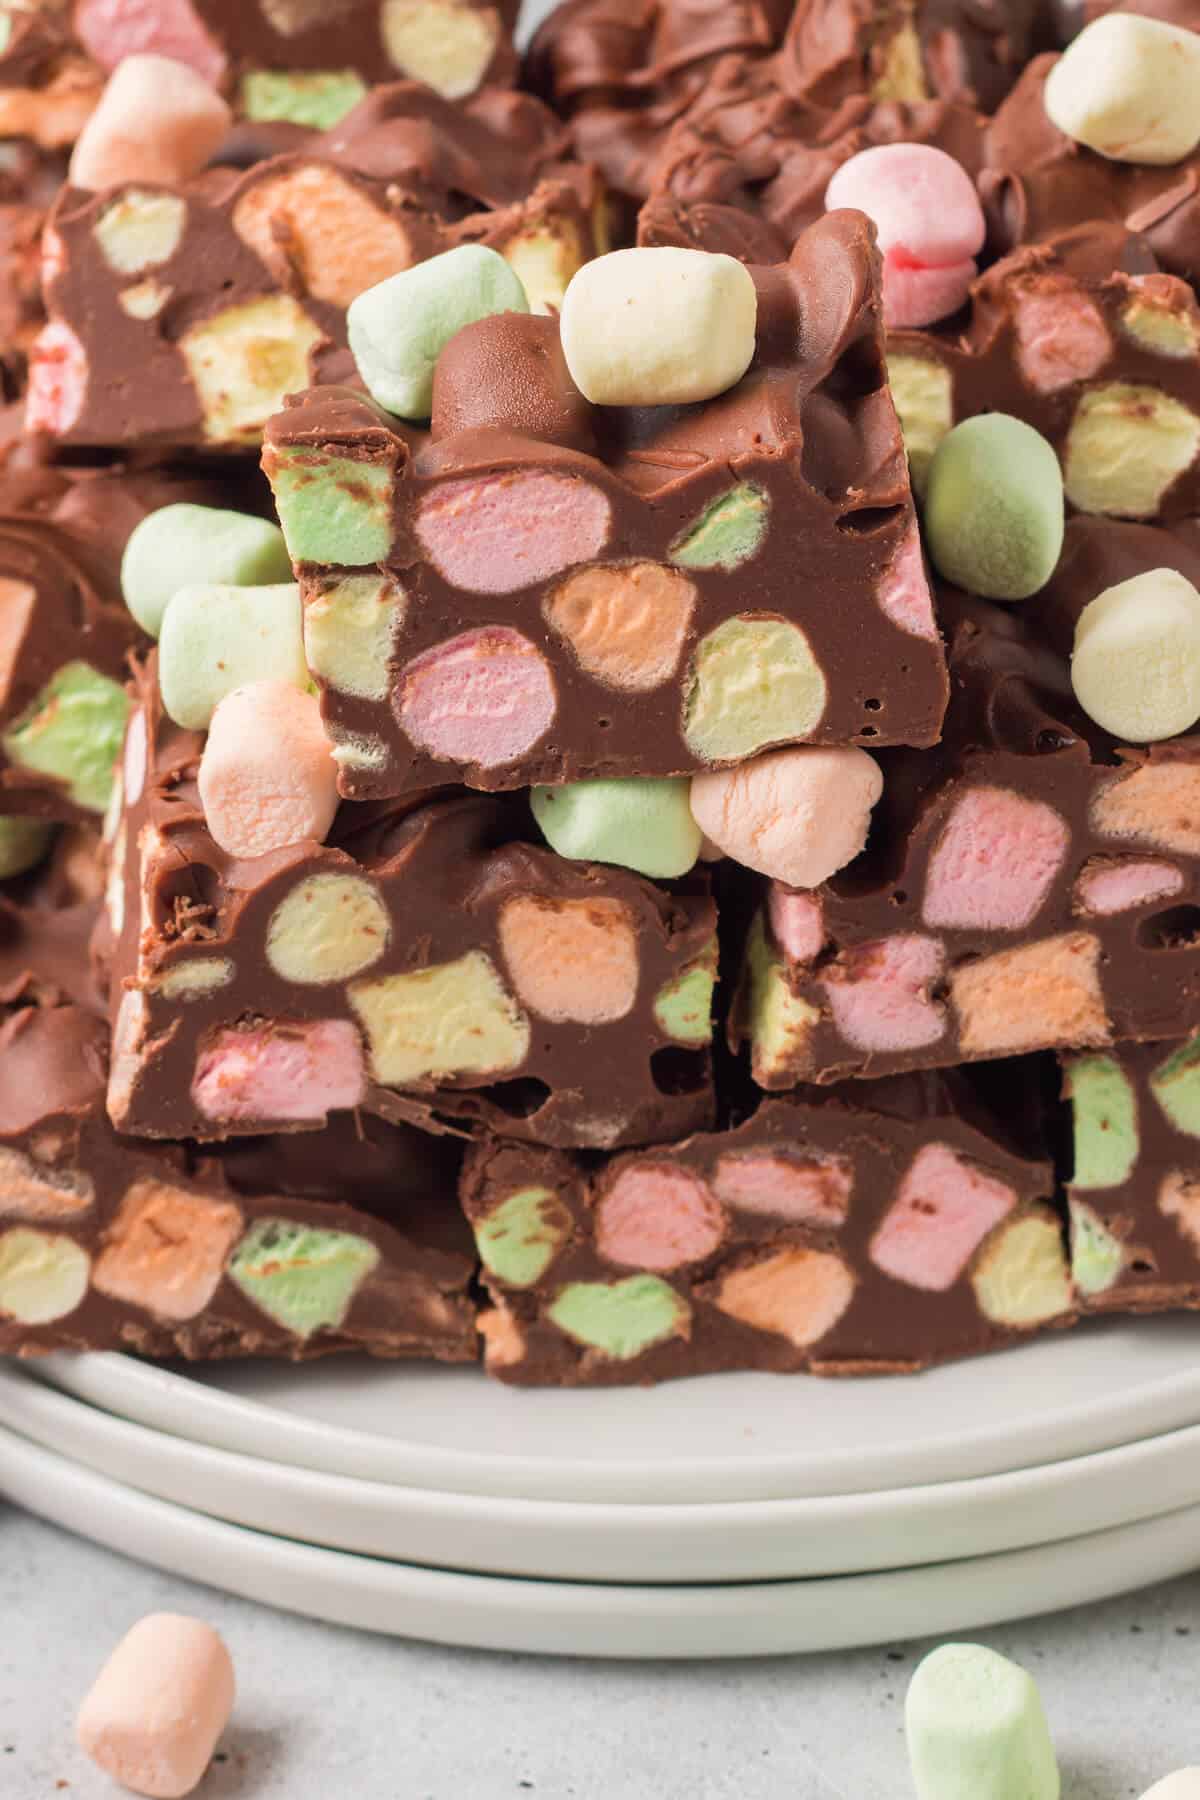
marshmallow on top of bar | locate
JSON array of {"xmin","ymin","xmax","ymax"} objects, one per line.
[
  {"xmin": 0, "ymin": 0, "xmax": 518, "ymax": 153},
  {"xmin": 730, "ymin": 514, "xmax": 1200, "ymax": 1089},
  {"xmin": 29, "ymin": 77, "xmax": 603, "ymax": 451},
  {"xmin": 461, "ymin": 1067, "xmax": 1071, "ymax": 1387},
  {"xmin": 263, "ymin": 215, "xmax": 946, "ymax": 806}
]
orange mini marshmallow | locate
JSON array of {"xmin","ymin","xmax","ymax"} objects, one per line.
[
  {"xmin": 69, "ymin": 55, "xmax": 232, "ymax": 192},
  {"xmin": 198, "ymin": 680, "xmax": 338, "ymax": 860},
  {"xmin": 77, "ymin": 1613, "xmax": 235, "ymax": 1799},
  {"xmin": 690, "ymin": 745, "xmax": 883, "ymax": 890}
]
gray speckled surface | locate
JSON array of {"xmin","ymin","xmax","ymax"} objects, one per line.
[{"xmin": 1, "ymin": 1507, "xmax": 1196, "ymax": 1799}]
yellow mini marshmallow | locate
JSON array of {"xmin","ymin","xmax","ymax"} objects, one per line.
[
  {"xmin": 1044, "ymin": 14, "xmax": 1200, "ymax": 165},
  {"xmin": 1071, "ymin": 568, "xmax": 1200, "ymax": 742}
]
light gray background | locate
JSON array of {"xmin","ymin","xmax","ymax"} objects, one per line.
[
  {"xmin": 4, "ymin": 5, "xmax": 1195, "ymax": 1796},
  {"xmin": 1, "ymin": 1507, "xmax": 1196, "ymax": 1799}
]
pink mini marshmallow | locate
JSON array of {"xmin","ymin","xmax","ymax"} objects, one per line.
[
  {"xmin": 192, "ymin": 1020, "xmax": 365, "ymax": 1123},
  {"xmin": 767, "ymin": 885, "xmax": 825, "ymax": 964},
  {"xmin": 25, "ymin": 320, "xmax": 87, "ymax": 435},
  {"xmin": 823, "ymin": 933, "xmax": 947, "ymax": 1053},
  {"xmin": 416, "ymin": 470, "xmax": 611, "ymax": 595},
  {"xmin": 397, "ymin": 626, "xmax": 556, "ymax": 769},
  {"xmin": 923, "ymin": 785, "xmax": 1069, "ymax": 932},
  {"xmin": 870, "ymin": 1142, "xmax": 1018, "ymax": 1291},
  {"xmin": 77, "ymin": 1612, "xmax": 235, "ymax": 1799},
  {"xmin": 1012, "ymin": 284, "xmax": 1111, "ymax": 395},
  {"xmin": 595, "ymin": 1164, "xmax": 726, "ymax": 1272},
  {"xmin": 713, "ymin": 1151, "xmax": 851, "ymax": 1226},
  {"xmin": 74, "ymin": 0, "xmax": 228, "ymax": 87},
  {"xmin": 877, "ymin": 521, "xmax": 937, "ymax": 641},
  {"xmin": 199, "ymin": 680, "xmax": 338, "ymax": 861},
  {"xmin": 826, "ymin": 144, "xmax": 985, "ymax": 328},
  {"xmin": 690, "ymin": 745, "xmax": 882, "ymax": 890},
  {"xmin": 1074, "ymin": 856, "xmax": 1184, "ymax": 916},
  {"xmin": 69, "ymin": 54, "xmax": 233, "ymax": 192}
]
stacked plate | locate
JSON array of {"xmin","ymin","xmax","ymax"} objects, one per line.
[{"xmin": 3, "ymin": 1316, "xmax": 1200, "ymax": 1656}]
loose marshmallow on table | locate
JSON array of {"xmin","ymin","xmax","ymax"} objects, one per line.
[
  {"xmin": 559, "ymin": 248, "xmax": 757, "ymax": 406},
  {"xmin": 199, "ymin": 681, "xmax": 338, "ymax": 860},
  {"xmin": 1139, "ymin": 1775, "xmax": 1200, "ymax": 1800},
  {"xmin": 825, "ymin": 145, "xmax": 986, "ymax": 328},
  {"xmin": 69, "ymin": 56, "xmax": 233, "ymax": 193},
  {"xmin": 348, "ymin": 244, "xmax": 529, "ymax": 421},
  {"xmin": 924, "ymin": 414, "xmax": 1064, "ymax": 601},
  {"xmin": 531, "ymin": 777, "xmax": 702, "ymax": 879},
  {"xmin": 159, "ymin": 582, "xmax": 307, "ymax": 730},
  {"xmin": 122, "ymin": 504, "xmax": 293, "ymax": 639},
  {"xmin": 1071, "ymin": 567, "xmax": 1200, "ymax": 741},
  {"xmin": 906, "ymin": 1643, "xmax": 1060, "ymax": 1800},
  {"xmin": 77, "ymin": 1612, "xmax": 235, "ymax": 1799},
  {"xmin": 690, "ymin": 746, "xmax": 882, "ymax": 889},
  {"xmin": 1044, "ymin": 14, "xmax": 1200, "ymax": 165}
]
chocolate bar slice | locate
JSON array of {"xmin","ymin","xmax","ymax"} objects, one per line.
[
  {"xmin": 0, "ymin": 0, "xmax": 517, "ymax": 155},
  {"xmin": 263, "ymin": 212, "xmax": 947, "ymax": 805},
  {"xmin": 102, "ymin": 663, "xmax": 718, "ymax": 1151},
  {"xmin": 30, "ymin": 82, "xmax": 602, "ymax": 451},
  {"xmin": 888, "ymin": 223, "xmax": 1200, "ymax": 517},
  {"xmin": 731, "ymin": 519, "xmax": 1200, "ymax": 1087},
  {"xmin": 461, "ymin": 1068, "xmax": 1072, "ymax": 1386},
  {"xmin": 0, "ymin": 460, "xmax": 251, "ymax": 822},
  {"xmin": 1064, "ymin": 1031, "xmax": 1200, "ymax": 1316},
  {"xmin": 0, "ymin": 845, "xmax": 476, "ymax": 1362}
]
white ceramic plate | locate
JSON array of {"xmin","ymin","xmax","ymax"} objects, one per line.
[
  {"xmin": 11, "ymin": 1361, "xmax": 1200, "ymax": 1582},
  {"xmin": 35, "ymin": 1314, "xmax": 1200, "ymax": 1505},
  {"xmin": 3, "ymin": 1420, "xmax": 1200, "ymax": 1658}
]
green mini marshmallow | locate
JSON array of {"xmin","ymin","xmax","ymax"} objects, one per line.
[
  {"xmin": 158, "ymin": 583, "xmax": 307, "ymax": 731},
  {"xmin": 1070, "ymin": 1200, "xmax": 1125, "ymax": 1297},
  {"xmin": 347, "ymin": 243, "xmax": 529, "ymax": 420},
  {"xmin": 0, "ymin": 816, "xmax": 54, "ymax": 880},
  {"xmin": 906, "ymin": 1643, "xmax": 1060, "ymax": 1800},
  {"xmin": 228, "ymin": 1219, "xmax": 380, "ymax": 1337},
  {"xmin": 474, "ymin": 1186, "xmax": 572, "ymax": 1288},
  {"xmin": 1150, "ymin": 1035, "xmax": 1200, "ymax": 1137},
  {"xmin": 653, "ymin": 940, "xmax": 718, "ymax": 1043},
  {"xmin": 1068, "ymin": 1053, "xmax": 1139, "ymax": 1189},
  {"xmin": 548, "ymin": 1275, "xmax": 690, "ymax": 1361},
  {"xmin": 241, "ymin": 68, "xmax": 368, "ymax": 129},
  {"xmin": 683, "ymin": 615, "xmax": 827, "ymax": 762},
  {"xmin": 2, "ymin": 661, "xmax": 129, "ymax": 814},
  {"xmin": 741, "ymin": 912, "xmax": 818, "ymax": 1084},
  {"xmin": 670, "ymin": 484, "xmax": 768, "ymax": 571},
  {"xmin": 530, "ymin": 777, "xmax": 701, "ymax": 880},
  {"xmin": 887, "ymin": 352, "xmax": 954, "ymax": 497},
  {"xmin": 924, "ymin": 414, "xmax": 1064, "ymax": 600},
  {"xmin": 121, "ymin": 503, "xmax": 293, "ymax": 638},
  {"xmin": 268, "ymin": 448, "xmax": 395, "ymax": 567},
  {"xmin": 0, "ymin": 1228, "xmax": 90, "ymax": 1325}
]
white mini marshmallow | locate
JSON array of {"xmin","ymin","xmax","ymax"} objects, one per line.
[
  {"xmin": 1139, "ymin": 1775, "xmax": 1200, "ymax": 1800},
  {"xmin": 199, "ymin": 681, "xmax": 338, "ymax": 860},
  {"xmin": 1044, "ymin": 14, "xmax": 1200, "ymax": 164},
  {"xmin": 1071, "ymin": 567, "xmax": 1200, "ymax": 742},
  {"xmin": 69, "ymin": 55, "xmax": 232, "ymax": 192},
  {"xmin": 559, "ymin": 247, "xmax": 757, "ymax": 406},
  {"xmin": 690, "ymin": 745, "xmax": 883, "ymax": 889},
  {"xmin": 159, "ymin": 582, "xmax": 307, "ymax": 730}
]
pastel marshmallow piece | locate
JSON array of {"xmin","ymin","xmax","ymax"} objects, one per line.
[
  {"xmin": 713, "ymin": 1246, "xmax": 855, "ymax": 1350},
  {"xmin": 199, "ymin": 681, "xmax": 338, "ymax": 860},
  {"xmin": 158, "ymin": 582, "xmax": 307, "ymax": 731},
  {"xmin": 596, "ymin": 1165, "xmax": 726, "ymax": 1272},
  {"xmin": 26, "ymin": 320, "xmax": 87, "ymax": 436},
  {"xmin": 77, "ymin": 1613, "xmax": 235, "ymax": 1799},
  {"xmin": 416, "ymin": 470, "xmax": 611, "ymax": 596},
  {"xmin": 1073, "ymin": 856, "xmax": 1183, "ymax": 914},
  {"xmin": 690, "ymin": 745, "xmax": 882, "ymax": 889},
  {"xmin": 1139, "ymin": 1774, "xmax": 1200, "ymax": 1800},
  {"xmin": 531, "ymin": 776, "xmax": 701, "ymax": 880},
  {"xmin": 1012, "ymin": 284, "xmax": 1111, "ymax": 395},
  {"xmin": 923, "ymin": 786, "xmax": 1069, "ymax": 931},
  {"xmin": 192, "ymin": 1020, "xmax": 365, "ymax": 1124},
  {"xmin": 560, "ymin": 247, "xmax": 757, "ymax": 406},
  {"xmin": 823, "ymin": 934, "xmax": 947, "ymax": 1053},
  {"xmin": 347, "ymin": 243, "xmax": 529, "ymax": 420},
  {"xmin": 825, "ymin": 145, "xmax": 985, "ymax": 328},
  {"xmin": 1043, "ymin": 14, "xmax": 1200, "ymax": 165},
  {"xmin": 121, "ymin": 505, "xmax": 292, "ymax": 639},
  {"xmin": 906, "ymin": 1643, "xmax": 1060, "ymax": 1800},
  {"xmin": 767, "ymin": 885, "xmax": 824, "ymax": 963},
  {"xmin": 1071, "ymin": 568, "xmax": 1200, "ymax": 742},
  {"xmin": 69, "ymin": 55, "xmax": 233, "ymax": 192},
  {"xmin": 499, "ymin": 894, "xmax": 638, "ymax": 1025},
  {"xmin": 397, "ymin": 627, "xmax": 556, "ymax": 770},
  {"xmin": 713, "ymin": 1151, "xmax": 851, "ymax": 1226},
  {"xmin": 74, "ymin": 0, "xmax": 228, "ymax": 85},
  {"xmin": 871, "ymin": 1143, "xmax": 1018, "ymax": 1291},
  {"xmin": 924, "ymin": 414, "xmax": 1064, "ymax": 601}
]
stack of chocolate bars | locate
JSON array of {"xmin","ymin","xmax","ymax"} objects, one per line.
[{"xmin": 0, "ymin": 0, "xmax": 1198, "ymax": 1389}]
